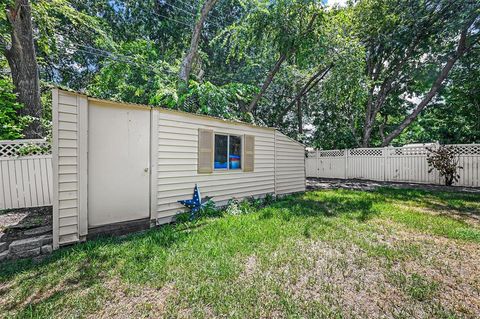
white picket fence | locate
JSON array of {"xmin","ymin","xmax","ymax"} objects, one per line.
[
  {"xmin": 306, "ymin": 144, "xmax": 480, "ymax": 187},
  {"xmin": 0, "ymin": 140, "xmax": 53, "ymax": 210}
]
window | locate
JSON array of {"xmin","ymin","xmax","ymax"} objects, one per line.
[
  {"xmin": 214, "ymin": 134, "xmax": 242, "ymax": 170},
  {"xmin": 229, "ymin": 135, "xmax": 242, "ymax": 169},
  {"xmin": 214, "ymin": 135, "xmax": 228, "ymax": 169}
]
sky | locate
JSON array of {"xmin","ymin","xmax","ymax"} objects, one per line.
[{"xmin": 326, "ymin": 0, "xmax": 348, "ymax": 7}]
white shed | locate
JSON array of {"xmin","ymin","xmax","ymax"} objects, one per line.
[{"xmin": 52, "ymin": 88, "xmax": 305, "ymax": 248}]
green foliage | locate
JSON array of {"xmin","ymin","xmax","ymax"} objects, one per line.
[
  {"xmin": 225, "ymin": 198, "xmax": 244, "ymax": 215},
  {"xmin": 0, "ymin": 0, "xmax": 478, "ymax": 147},
  {"xmin": 87, "ymin": 40, "xmax": 178, "ymax": 105},
  {"xmin": 16, "ymin": 142, "xmax": 51, "ymax": 156},
  {"xmin": 200, "ymin": 199, "xmax": 220, "ymax": 218},
  {"xmin": 0, "ymin": 76, "xmax": 23, "ymax": 140},
  {"xmin": 179, "ymin": 81, "xmax": 258, "ymax": 120},
  {"xmin": 426, "ymin": 145, "xmax": 463, "ymax": 186}
]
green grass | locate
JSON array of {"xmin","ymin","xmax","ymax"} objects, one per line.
[{"xmin": 1, "ymin": 187, "xmax": 480, "ymax": 318}]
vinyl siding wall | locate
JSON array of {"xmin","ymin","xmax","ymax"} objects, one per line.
[
  {"xmin": 153, "ymin": 109, "xmax": 276, "ymax": 221},
  {"xmin": 52, "ymin": 89, "xmax": 88, "ymax": 248},
  {"xmin": 275, "ymin": 131, "xmax": 306, "ymax": 195}
]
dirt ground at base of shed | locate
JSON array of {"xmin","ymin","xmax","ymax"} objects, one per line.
[
  {"xmin": 0, "ymin": 206, "xmax": 52, "ymax": 245},
  {"xmin": 307, "ymin": 178, "xmax": 480, "ymax": 194}
]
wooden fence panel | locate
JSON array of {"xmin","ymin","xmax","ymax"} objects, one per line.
[
  {"xmin": 0, "ymin": 155, "xmax": 53, "ymax": 210},
  {"xmin": 347, "ymin": 148, "xmax": 384, "ymax": 181},
  {"xmin": 305, "ymin": 150, "xmax": 318, "ymax": 178},
  {"xmin": 0, "ymin": 139, "xmax": 52, "ymax": 210},
  {"xmin": 306, "ymin": 144, "xmax": 479, "ymax": 187}
]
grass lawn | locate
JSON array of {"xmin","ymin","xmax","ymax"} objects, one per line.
[{"xmin": 1, "ymin": 187, "xmax": 480, "ymax": 318}]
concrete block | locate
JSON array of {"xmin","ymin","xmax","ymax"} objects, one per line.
[
  {"xmin": 41, "ymin": 245, "xmax": 53, "ymax": 254},
  {"xmin": 41, "ymin": 235, "xmax": 53, "ymax": 245},
  {"xmin": 24, "ymin": 226, "xmax": 52, "ymax": 236},
  {"xmin": 11, "ymin": 247, "xmax": 40, "ymax": 259},
  {"xmin": 0, "ymin": 250, "xmax": 9, "ymax": 262},
  {"xmin": 9, "ymin": 236, "xmax": 45, "ymax": 253}
]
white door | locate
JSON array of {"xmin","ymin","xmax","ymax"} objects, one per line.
[{"xmin": 88, "ymin": 102, "xmax": 150, "ymax": 227}]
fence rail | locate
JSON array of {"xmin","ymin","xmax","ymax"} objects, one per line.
[
  {"xmin": 306, "ymin": 144, "xmax": 480, "ymax": 187},
  {"xmin": 0, "ymin": 140, "xmax": 53, "ymax": 210}
]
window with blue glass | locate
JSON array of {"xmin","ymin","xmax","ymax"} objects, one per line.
[{"xmin": 214, "ymin": 134, "xmax": 242, "ymax": 170}]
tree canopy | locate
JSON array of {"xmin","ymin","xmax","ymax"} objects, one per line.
[{"xmin": 1, "ymin": 0, "xmax": 479, "ymax": 147}]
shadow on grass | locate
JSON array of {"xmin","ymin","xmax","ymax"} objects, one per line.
[
  {"xmin": 375, "ymin": 187, "xmax": 480, "ymax": 216},
  {"xmin": 264, "ymin": 193, "xmax": 379, "ymax": 222},
  {"xmin": 0, "ymin": 221, "xmax": 194, "ymax": 285}
]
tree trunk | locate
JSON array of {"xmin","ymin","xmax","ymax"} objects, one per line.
[
  {"xmin": 297, "ymin": 96, "xmax": 303, "ymax": 136},
  {"xmin": 178, "ymin": 0, "xmax": 218, "ymax": 90},
  {"xmin": 276, "ymin": 65, "xmax": 332, "ymax": 124},
  {"xmin": 245, "ymin": 52, "xmax": 288, "ymax": 112},
  {"xmin": 362, "ymin": 117, "xmax": 375, "ymax": 147},
  {"xmin": 361, "ymin": 86, "xmax": 376, "ymax": 147},
  {"xmin": 381, "ymin": 19, "xmax": 478, "ymax": 146},
  {"xmin": 247, "ymin": 13, "xmax": 319, "ymax": 113},
  {"xmin": 361, "ymin": 4, "xmax": 475, "ymax": 147},
  {"xmin": 4, "ymin": 0, "xmax": 42, "ymax": 138}
]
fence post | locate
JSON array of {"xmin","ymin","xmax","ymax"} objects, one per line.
[
  {"xmin": 344, "ymin": 149, "xmax": 348, "ymax": 179},
  {"xmin": 383, "ymin": 147, "xmax": 387, "ymax": 182},
  {"xmin": 316, "ymin": 149, "xmax": 320, "ymax": 179}
]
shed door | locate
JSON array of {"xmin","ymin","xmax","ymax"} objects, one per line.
[{"xmin": 88, "ymin": 102, "xmax": 150, "ymax": 227}]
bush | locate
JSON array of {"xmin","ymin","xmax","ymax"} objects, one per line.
[
  {"xmin": 0, "ymin": 76, "xmax": 23, "ymax": 140},
  {"xmin": 175, "ymin": 199, "xmax": 219, "ymax": 223},
  {"xmin": 199, "ymin": 199, "xmax": 220, "ymax": 218},
  {"xmin": 225, "ymin": 198, "xmax": 243, "ymax": 215},
  {"xmin": 426, "ymin": 145, "xmax": 463, "ymax": 186}
]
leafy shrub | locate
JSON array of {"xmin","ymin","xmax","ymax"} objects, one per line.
[
  {"xmin": 199, "ymin": 199, "xmax": 220, "ymax": 218},
  {"xmin": 175, "ymin": 198, "xmax": 219, "ymax": 223},
  {"xmin": 426, "ymin": 145, "xmax": 463, "ymax": 186},
  {"xmin": 225, "ymin": 198, "xmax": 258, "ymax": 215},
  {"xmin": 263, "ymin": 193, "xmax": 276, "ymax": 206},
  {"xmin": 238, "ymin": 198, "xmax": 255, "ymax": 212},
  {"xmin": 246, "ymin": 196, "xmax": 262, "ymax": 208},
  {"xmin": 226, "ymin": 198, "xmax": 243, "ymax": 215},
  {"xmin": 175, "ymin": 211, "xmax": 191, "ymax": 224}
]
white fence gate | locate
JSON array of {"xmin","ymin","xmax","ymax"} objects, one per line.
[
  {"xmin": 0, "ymin": 140, "xmax": 53, "ymax": 210},
  {"xmin": 306, "ymin": 144, "xmax": 480, "ymax": 187}
]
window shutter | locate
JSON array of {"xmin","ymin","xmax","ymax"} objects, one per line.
[
  {"xmin": 198, "ymin": 129, "xmax": 214, "ymax": 173},
  {"xmin": 244, "ymin": 135, "xmax": 255, "ymax": 172}
]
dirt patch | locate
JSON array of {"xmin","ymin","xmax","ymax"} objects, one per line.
[
  {"xmin": 88, "ymin": 280, "xmax": 176, "ymax": 319},
  {"xmin": 0, "ymin": 206, "xmax": 52, "ymax": 244},
  {"xmin": 242, "ymin": 232, "xmax": 480, "ymax": 318},
  {"xmin": 390, "ymin": 229, "xmax": 480, "ymax": 316},
  {"xmin": 307, "ymin": 178, "xmax": 480, "ymax": 194},
  {"xmin": 241, "ymin": 255, "xmax": 257, "ymax": 279},
  {"xmin": 284, "ymin": 241, "xmax": 416, "ymax": 318}
]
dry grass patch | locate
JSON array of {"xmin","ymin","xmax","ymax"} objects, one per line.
[{"xmin": 88, "ymin": 280, "xmax": 176, "ymax": 319}]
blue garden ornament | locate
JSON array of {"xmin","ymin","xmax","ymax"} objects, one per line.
[{"xmin": 178, "ymin": 184, "xmax": 210, "ymax": 220}]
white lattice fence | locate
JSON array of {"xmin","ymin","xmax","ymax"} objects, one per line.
[
  {"xmin": 0, "ymin": 140, "xmax": 53, "ymax": 210},
  {"xmin": 306, "ymin": 144, "xmax": 480, "ymax": 187}
]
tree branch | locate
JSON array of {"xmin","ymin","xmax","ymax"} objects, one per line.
[
  {"xmin": 178, "ymin": 0, "xmax": 218, "ymax": 88},
  {"xmin": 246, "ymin": 12, "xmax": 319, "ymax": 112},
  {"xmin": 276, "ymin": 65, "xmax": 332, "ymax": 124},
  {"xmin": 362, "ymin": 1, "xmax": 457, "ymax": 146},
  {"xmin": 381, "ymin": 16, "xmax": 478, "ymax": 146}
]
